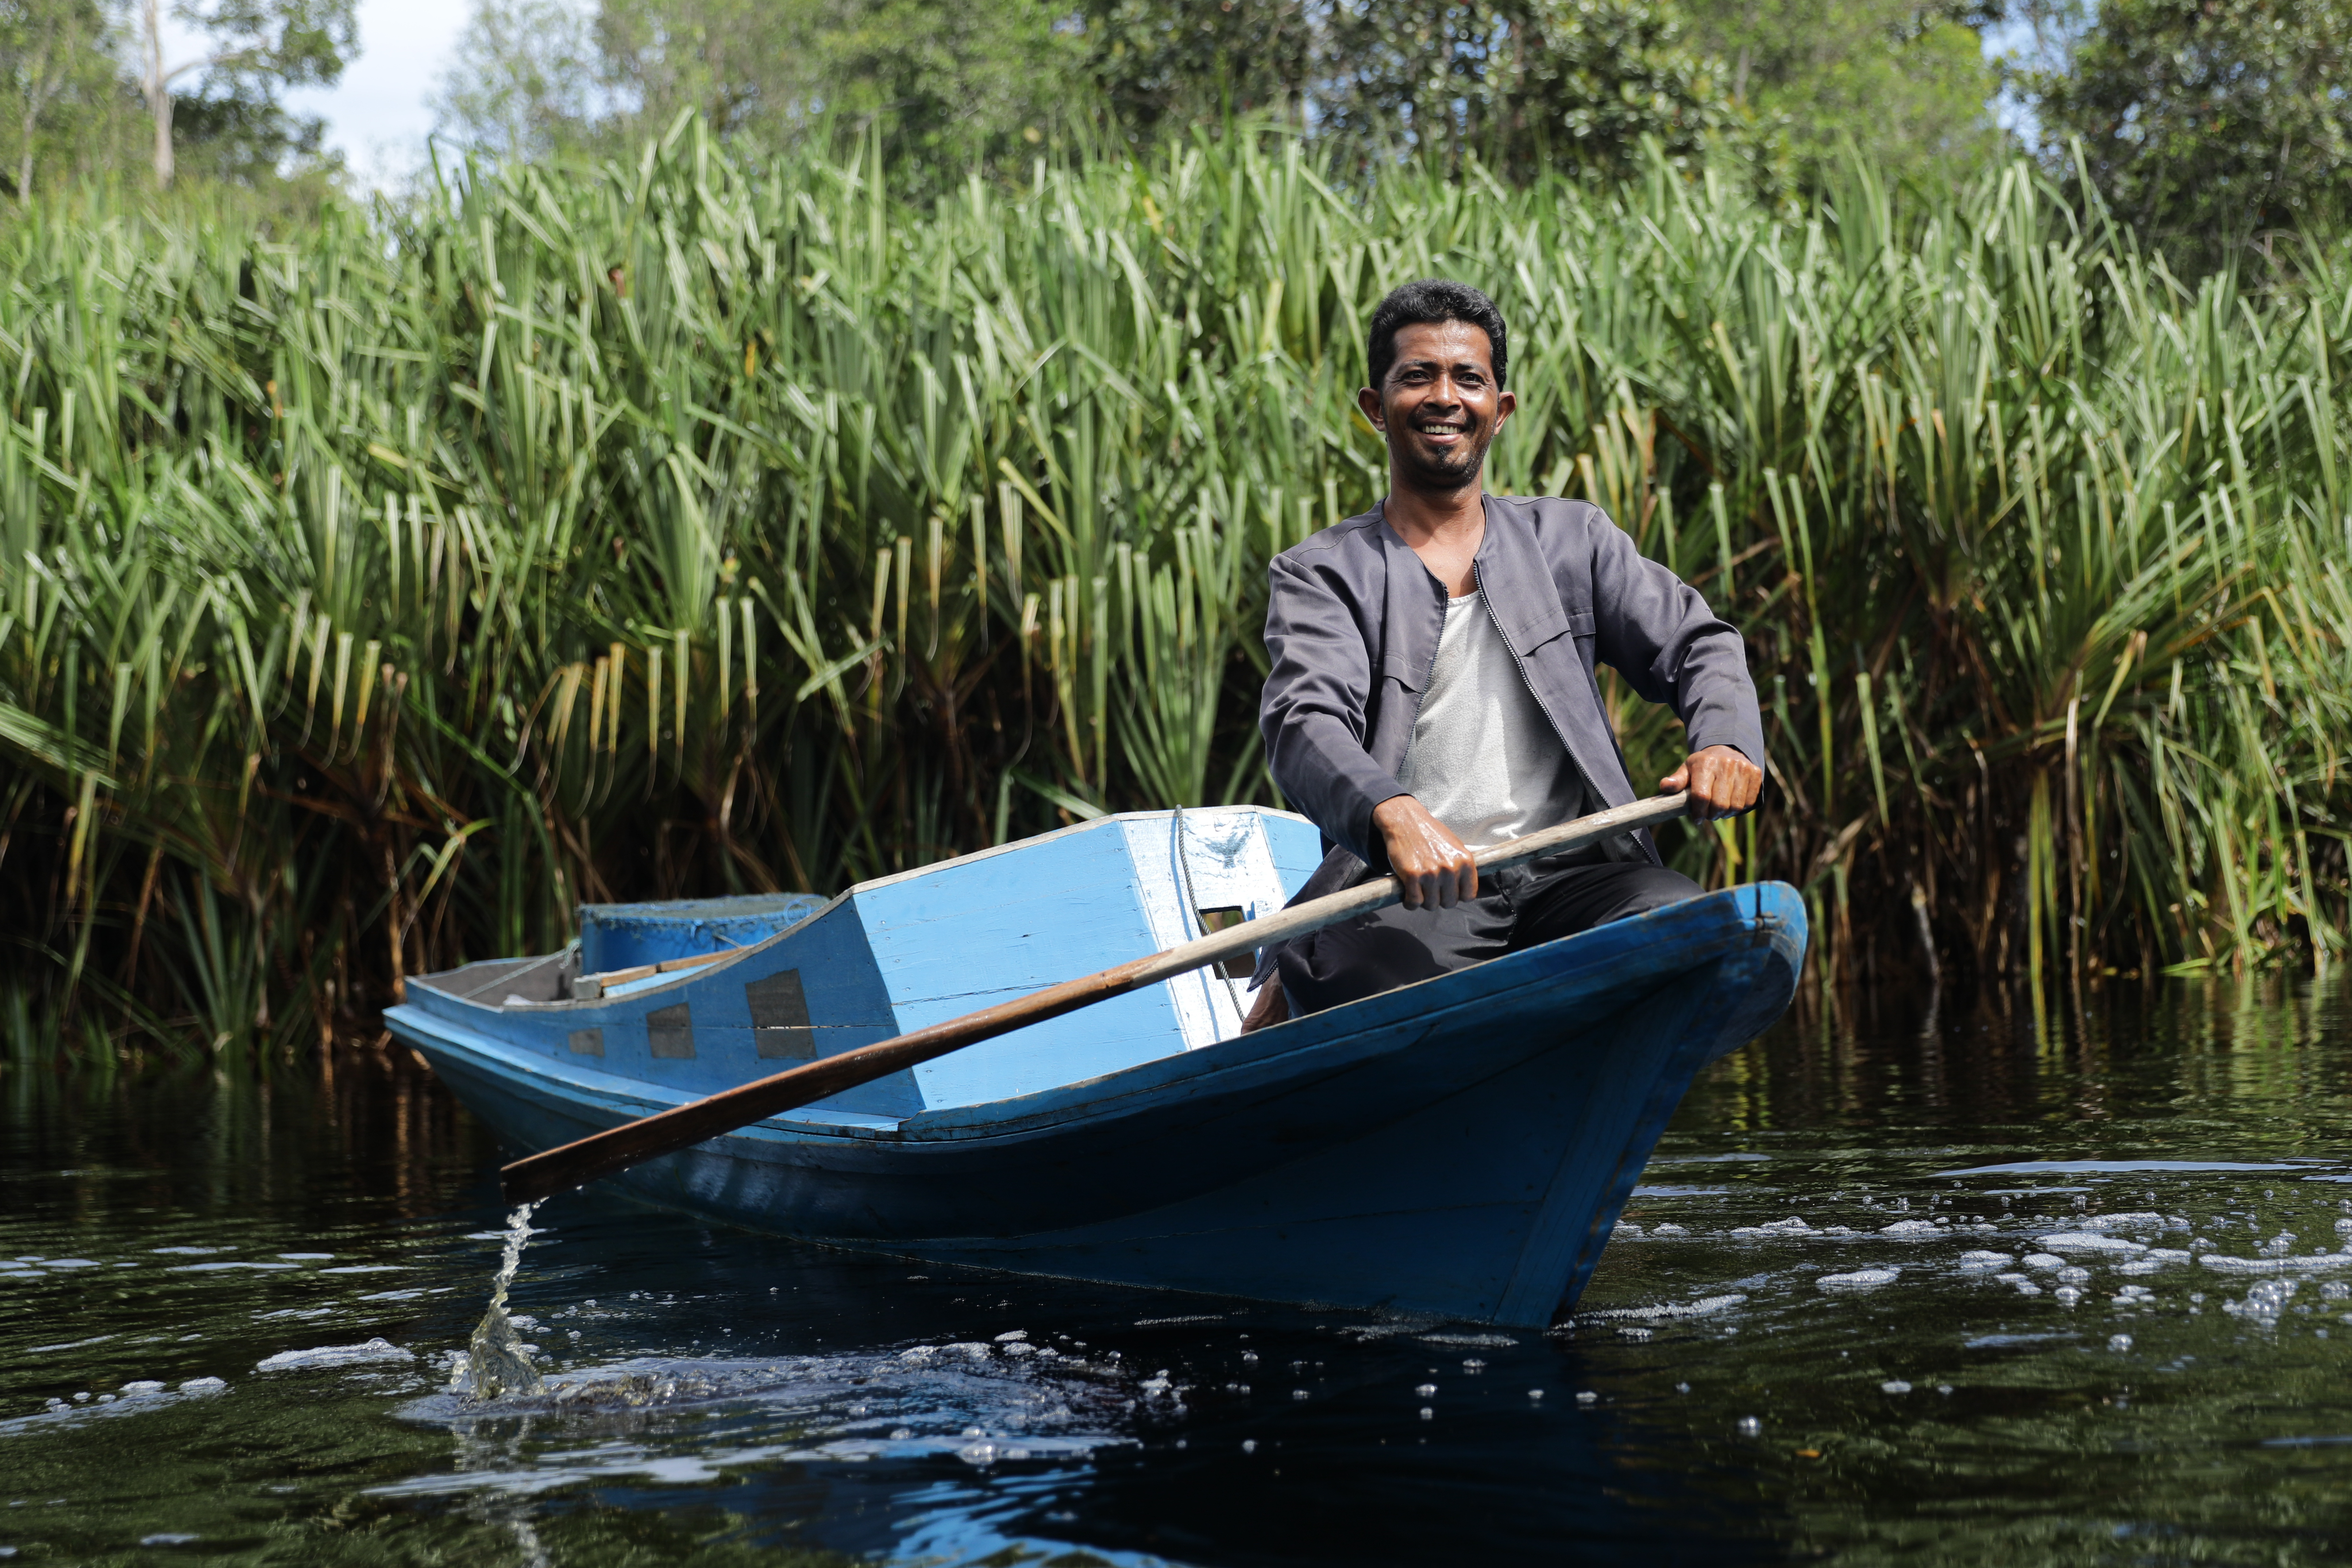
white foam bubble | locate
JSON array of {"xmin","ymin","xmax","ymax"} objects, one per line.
[
  {"xmin": 1958, "ymin": 1251, "xmax": 2013, "ymax": 1270},
  {"xmin": 2036, "ymin": 1233, "xmax": 2148, "ymax": 1255},
  {"xmin": 256, "ymin": 1338, "xmax": 415, "ymax": 1372},
  {"xmin": 1729, "ymin": 1217, "xmax": 1813, "ymax": 1237},
  {"xmin": 1818, "ymin": 1268, "xmax": 1900, "ymax": 1291},
  {"xmin": 2227, "ymin": 1279, "xmax": 2301, "ymax": 1320},
  {"xmin": 1581, "ymin": 1294, "xmax": 1748, "ymax": 1321},
  {"xmin": 2200, "ymin": 1253, "xmax": 2352, "ymax": 1275},
  {"xmin": 1879, "ymin": 1220, "xmax": 1939, "ymax": 1237},
  {"xmin": 1416, "ymin": 1332, "xmax": 1520, "ymax": 1345}
]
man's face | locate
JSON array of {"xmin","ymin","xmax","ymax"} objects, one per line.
[{"xmin": 1360, "ymin": 320, "xmax": 1515, "ymax": 493}]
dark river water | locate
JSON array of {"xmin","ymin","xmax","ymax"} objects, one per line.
[{"xmin": 4, "ymin": 976, "xmax": 2351, "ymax": 1566}]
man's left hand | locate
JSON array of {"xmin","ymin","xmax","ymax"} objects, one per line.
[{"xmin": 1662, "ymin": 746, "xmax": 1762, "ymax": 822}]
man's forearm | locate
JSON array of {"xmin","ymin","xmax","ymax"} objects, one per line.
[
  {"xmin": 1264, "ymin": 708, "xmax": 1410, "ymax": 865},
  {"xmin": 1592, "ymin": 525, "xmax": 1766, "ymax": 775}
]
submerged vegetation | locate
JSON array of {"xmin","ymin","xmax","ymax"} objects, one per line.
[{"xmin": 0, "ymin": 119, "xmax": 2346, "ymax": 1058}]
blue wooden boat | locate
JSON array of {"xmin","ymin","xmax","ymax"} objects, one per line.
[{"xmin": 385, "ymin": 808, "xmax": 1804, "ymax": 1328}]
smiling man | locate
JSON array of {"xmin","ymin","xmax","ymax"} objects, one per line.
[{"xmin": 1243, "ymin": 279, "xmax": 1765, "ymax": 1029}]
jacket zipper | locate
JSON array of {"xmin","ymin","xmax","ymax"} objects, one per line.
[{"xmin": 1471, "ymin": 557, "xmax": 1636, "ymax": 863}]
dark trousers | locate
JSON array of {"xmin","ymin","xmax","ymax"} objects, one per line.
[{"xmin": 1275, "ymin": 857, "xmax": 1704, "ymax": 1017}]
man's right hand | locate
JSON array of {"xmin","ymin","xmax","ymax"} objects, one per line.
[{"xmin": 1373, "ymin": 795, "xmax": 1477, "ymax": 910}]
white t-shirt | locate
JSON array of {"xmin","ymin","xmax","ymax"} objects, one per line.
[{"xmin": 1393, "ymin": 591, "xmax": 1587, "ymax": 848}]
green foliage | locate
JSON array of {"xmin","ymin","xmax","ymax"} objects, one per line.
[
  {"xmin": 1682, "ymin": 0, "xmax": 2006, "ymax": 186},
  {"xmin": 428, "ymin": 0, "xmax": 599, "ymax": 160},
  {"xmin": 201, "ymin": 0, "xmax": 357, "ymax": 90},
  {"xmin": 2032, "ymin": 0, "xmax": 2352, "ymax": 270},
  {"xmin": 0, "ymin": 124, "xmax": 2344, "ymax": 1061},
  {"xmin": 1075, "ymin": 0, "xmax": 1750, "ymax": 179},
  {"xmin": 167, "ymin": 85, "xmax": 339, "ymax": 192},
  {"xmin": 438, "ymin": 0, "xmax": 1089, "ymax": 177},
  {"xmin": 1321, "ymin": 0, "xmax": 1744, "ymax": 179},
  {"xmin": 1080, "ymin": 0, "xmax": 1311, "ymax": 135},
  {"xmin": 447, "ymin": 0, "xmax": 1749, "ymax": 187},
  {"xmin": 0, "ymin": 0, "xmax": 120, "ymax": 199},
  {"xmin": 0, "ymin": 0, "xmax": 359, "ymax": 203},
  {"xmin": 139, "ymin": 0, "xmax": 359, "ymax": 186},
  {"xmin": 796, "ymin": 0, "xmax": 1086, "ymax": 167}
]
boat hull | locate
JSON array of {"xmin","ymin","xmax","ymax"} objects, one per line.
[{"xmin": 392, "ymin": 881, "xmax": 1804, "ymax": 1327}]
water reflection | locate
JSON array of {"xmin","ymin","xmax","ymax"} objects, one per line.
[{"xmin": 0, "ymin": 977, "xmax": 2346, "ymax": 1564}]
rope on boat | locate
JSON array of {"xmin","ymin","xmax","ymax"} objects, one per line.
[{"xmin": 1172, "ymin": 805, "xmax": 1251, "ymax": 1024}]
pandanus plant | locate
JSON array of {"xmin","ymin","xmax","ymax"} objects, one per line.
[{"xmin": 0, "ymin": 119, "xmax": 2343, "ymax": 1060}]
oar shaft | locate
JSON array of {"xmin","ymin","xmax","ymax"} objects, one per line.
[
  {"xmin": 501, "ymin": 793, "xmax": 1688, "ymax": 1204},
  {"xmin": 1125, "ymin": 790, "xmax": 1689, "ymax": 986}
]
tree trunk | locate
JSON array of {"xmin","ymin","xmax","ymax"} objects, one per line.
[
  {"xmin": 143, "ymin": 0, "xmax": 173, "ymax": 187},
  {"xmin": 18, "ymin": 37, "xmax": 51, "ymax": 201},
  {"xmin": 152, "ymin": 89, "xmax": 174, "ymax": 186}
]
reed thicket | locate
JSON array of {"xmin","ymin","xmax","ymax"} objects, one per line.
[{"xmin": 1, "ymin": 119, "xmax": 2345, "ymax": 1058}]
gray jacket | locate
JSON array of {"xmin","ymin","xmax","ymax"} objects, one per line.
[{"xmin": 1260, "ymin": 493, "xmax": 1765, "ymax": 878}]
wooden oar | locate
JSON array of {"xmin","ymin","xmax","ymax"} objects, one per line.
[{"xmin": 501, "ymin": 792, "xmax": 1690, "ymax": 1204}]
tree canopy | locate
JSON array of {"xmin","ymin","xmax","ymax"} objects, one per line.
[
  {"xmin": 0, "ymin": 0, "xmax": 352, "ymax": 199},
  {"xmin": 4, "ymin": 0, "xmax": 2352, "ymax": 279},
  {"xmin": 436, "ymin": 0, "xmax": 1084, "ymax": 174},
  {"xmin": 439, "ymin": 0, "xmax": 1763, "ymax": 184},
  {"xmin": 1681, "ymin": 0, "xmax": 2005, "ymax": 186},
  {"xmin": 2029, "ymin": 0, "xmax": 2352, "ymax": 268}
]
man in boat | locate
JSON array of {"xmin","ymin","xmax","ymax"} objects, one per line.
[{"xmin": 1244, "ymin": 279, "xmax": 1764, "ymax": 1029}]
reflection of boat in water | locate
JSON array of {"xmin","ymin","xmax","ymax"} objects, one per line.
[{"xmin": 386, "ymin": 806, "xmax": 1805, "ymax": 1328}]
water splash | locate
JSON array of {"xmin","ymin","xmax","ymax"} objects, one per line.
[{"xmin": 459, "ymin": 1202, "xmax": 545, "ymax": 1402}]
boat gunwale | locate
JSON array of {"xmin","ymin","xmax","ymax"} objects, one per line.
[
  {"xmin": 898, "ymin": 883, "xmax": 1801, "ymax": 1141},
  {"xmin": 390, "ymin": 884, "xmax": 1803, "ymax": 1154}
]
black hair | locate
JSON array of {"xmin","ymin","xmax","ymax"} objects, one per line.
[{"xmin": 1365, "ymin": 279, "xmax": 1508, "ymax": 391}]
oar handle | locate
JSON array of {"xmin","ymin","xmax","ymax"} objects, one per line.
[{"xmin": 499, "ymin": 793, "xmax": 1690, "ymax": 1204}]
